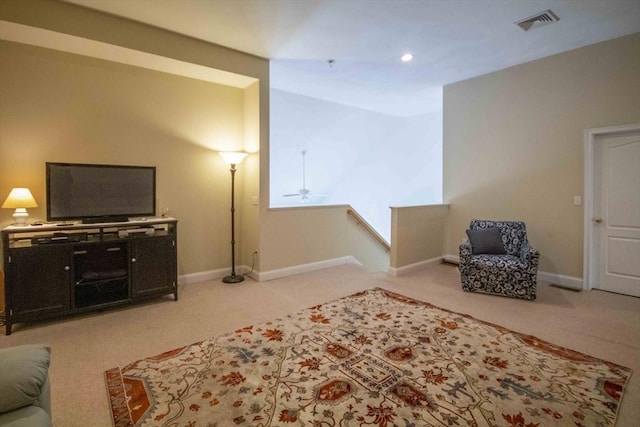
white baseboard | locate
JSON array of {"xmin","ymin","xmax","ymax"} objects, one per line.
[
  {"xmin": 178, "ymin": 265, "xmax": 251, "ymax": 285},
  {"xmin": 442, "ymin": 253, "xmax": 583, "ymax": 290},
  {"xmin": 178, "ymin": 268, "xmax": 227, "ymax": 285},
  {"xmin": 388, "ymin": 256, "xmax": 443, "ymax": 277},
  {"xmin": 537, "ymin": 271, "xmax": 583, "ymax": 289},
  {"xmin": 178, "ymin": 258, "xmax": 361, "ymax": 285},
  {"xmin": 179, "ymin": 255, "xmax": 584, "ymax": 290},
  {"xmin": 442, "ymin": 254, "xmax": 460, "ymax": 264},
  {"xmin": 256, "ymin": 256, "xmax": 362, "ymax": 282}
]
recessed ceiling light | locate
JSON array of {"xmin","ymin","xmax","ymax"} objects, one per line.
[{"xmin": 401, "ymin": 53, "xmax": 413, "ymax": 62}]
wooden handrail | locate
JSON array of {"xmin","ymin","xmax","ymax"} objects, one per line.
[{"xmin": 346, "ymin": 208, "xmax": 390, "ymax": 252}]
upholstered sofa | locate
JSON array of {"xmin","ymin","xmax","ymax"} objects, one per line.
[
  {"xmin": 459, "ymin": 219, "xmax": 539, "ymax": 301},
  {"xmin": 0, "ymin": 345, "xmax": 52, "ymax": 427}
]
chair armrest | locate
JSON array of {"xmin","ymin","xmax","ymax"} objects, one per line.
[
  {"xmin": 459, "ymin": 240, "xmax": 472, "ymax": 262},
  {"xmin": 520, "ymin": 242, "xmax": 540, "ymax": 269}
]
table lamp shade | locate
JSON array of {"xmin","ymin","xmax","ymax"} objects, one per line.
[{"xmin": 2, "ymin": 188, "xmax": 38, "ymax": 208}]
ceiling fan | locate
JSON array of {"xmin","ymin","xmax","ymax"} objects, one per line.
[{"xmin": 282, "ymin": 150, "xmax": 324, "ymax": 202}]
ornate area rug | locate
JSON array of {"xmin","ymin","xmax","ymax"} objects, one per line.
[{"xmin": 106, "ymin": 288, "xmax": 631, "ymax": 426}]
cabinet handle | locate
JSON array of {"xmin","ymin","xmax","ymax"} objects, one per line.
[
  {"xmin": 74, "ymin": 250, "xmax": 88, "ymax": 255},
  {"xmin": 64, "ymin": 266, "xmax": 70, "ymax": 271},
  {"xmin": 131, "ymin": 258, "xmax": 136, "ymax": 263},
  {"xmin": 107, "ymin": 247, "xmax": 121, "ymax": 252}
]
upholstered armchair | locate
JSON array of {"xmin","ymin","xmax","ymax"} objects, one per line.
[{"xmin": 459, "ymin": 219, "xmax": 539, "ymax": 301}]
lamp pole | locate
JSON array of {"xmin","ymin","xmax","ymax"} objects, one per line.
[
  {"xmin": 219, "ymin": 151, "xmax": 247, "ymax": 283},
  {"xmin": 223, "ymin": 162, "xmax": 243, "ymax": 283}
]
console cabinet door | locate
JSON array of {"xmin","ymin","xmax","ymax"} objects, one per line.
[
  {"xmin": 130, "ymin": 236, "xmax": 176, "ymax": 298},
  {"xmin": 8, "ymin": 246, "xmax": 71, "ymax": 318}
]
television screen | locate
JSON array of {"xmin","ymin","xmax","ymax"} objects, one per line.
[{"xmin": 46, "ymin": 162, "xmax": 156, "ymax": 222}]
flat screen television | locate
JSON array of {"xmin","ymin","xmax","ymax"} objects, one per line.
[{"xmin": 46, "ymin": 162, "xmax": 156, "ymax": 223}]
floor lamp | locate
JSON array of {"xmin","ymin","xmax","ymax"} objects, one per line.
[{"xmin": 219, "ymin": 151, "xmax": 248, "ymax": 283}]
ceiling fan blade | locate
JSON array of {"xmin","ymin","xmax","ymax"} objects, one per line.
[{"xmin": 282, "ymin": 193, "xmax": 301, "ymax": 197}]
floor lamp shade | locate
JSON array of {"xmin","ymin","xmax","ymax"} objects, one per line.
[
  {"xmin": 219, "ymin": 151, "xmax": 248, "ymax": 165},
  {"xmin": 219, "ymin": 152, "xmax": 248, "ymax": 283},
  {"xmin": 2, "ymin": 188, "xmax": 38, "ymax": 226}
]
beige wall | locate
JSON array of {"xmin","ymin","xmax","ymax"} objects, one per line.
[
  {"xmin": 390, "ymin": 204, "xmax": 449, "ymax": 269},
  {"xmin": 261, "ymin": 206, "xmax": 389, "ymax": 272},
  {"xmin": 0, "ymin": 40, "xmax": 239, "ymax": 275},
  {"xmin": 240, "ymin": 83, "xmax": 261, "ymax": 270},
  {"xmin": 0, "ymin": 0, "xmax": 269, "ymax": 279},
  {"xmin": 0, "ymin": 0, "xmax": 382, "ymax": 280},
  {"xmin": 444, "ymin": 33, "xmax": 640, "ymax": 278}
]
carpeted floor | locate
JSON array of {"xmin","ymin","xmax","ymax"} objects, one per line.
[{"xmin": 0, "ymin": 263, "xmax": 638, "ymax": 426}]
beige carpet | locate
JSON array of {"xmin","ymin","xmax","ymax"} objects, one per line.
[{"xmin": 0, "ymin": 263, "xmax": 638, "ymax": 426}]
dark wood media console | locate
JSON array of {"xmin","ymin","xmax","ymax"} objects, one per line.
[{"xmin": 1, "ymin": 217, "xmax": 178, "ymax": 335}]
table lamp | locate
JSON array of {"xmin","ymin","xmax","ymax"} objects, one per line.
[{"xmin": 2, "ymin": 188, "xmax": 38, "ymax": 226}]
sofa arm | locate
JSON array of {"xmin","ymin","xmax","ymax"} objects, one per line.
[
  {"xmin": 459, "ymin": 240, "xmax": 472, "ymax": 259},
  {"xmin": 520, "ymin": 242, "xmax": 540, "ymax": 270},
  {"xmin": 0, "ymin": 345, "xmax": 51, "ymax": 416}
]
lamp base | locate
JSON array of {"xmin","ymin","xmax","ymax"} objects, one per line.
[
  {"xmin": 222, "ymin": 273, "xmax": 245, "ymax": 284},
  {"xmin": 13, "ymin": 208, "xmax": 29, "ymax": 226}
]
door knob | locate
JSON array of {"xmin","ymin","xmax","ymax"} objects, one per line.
[{"xmin": 592, "ymin": 217, "xmax": 603, "ymax": 224}]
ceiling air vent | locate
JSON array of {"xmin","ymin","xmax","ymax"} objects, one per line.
[{"xmin": 515, "ymin": 10, "xmax": 559, "ymax": 31}]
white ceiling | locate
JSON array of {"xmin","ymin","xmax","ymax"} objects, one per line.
[{"xmin": 65, "ymin": 0, "xmax": 640, "ymax": 116}]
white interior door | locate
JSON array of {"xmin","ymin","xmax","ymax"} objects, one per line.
[{"xmin": 594, "ymin": 132, "xmax": 640, "ymax": 296}]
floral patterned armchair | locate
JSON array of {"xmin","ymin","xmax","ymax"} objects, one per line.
[{"xmin": 459, "ymin": 220, "xmax": 539, "ymax": 301}]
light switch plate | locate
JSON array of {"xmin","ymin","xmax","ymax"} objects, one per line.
[{"xmin": 573, "ymin": 196, "xmax": 582, "ymax": 206}]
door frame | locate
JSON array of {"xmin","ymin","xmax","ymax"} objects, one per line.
[{"xmin": 583, "ymin": 123, "xmax": 640, "ymax": 290}]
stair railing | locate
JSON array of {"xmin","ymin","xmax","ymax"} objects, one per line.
[{"xmin": 346, "ymin": 208, "xmax": 390, "ymax": 252}]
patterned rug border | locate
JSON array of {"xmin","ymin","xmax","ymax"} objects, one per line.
[
  {"xmin": 106, "ymin": 365, "xmax": 133, "ymax": 427},
  {"xmin": 105, "ymin": 286, "xmax": 633, "ymax": 426}
]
